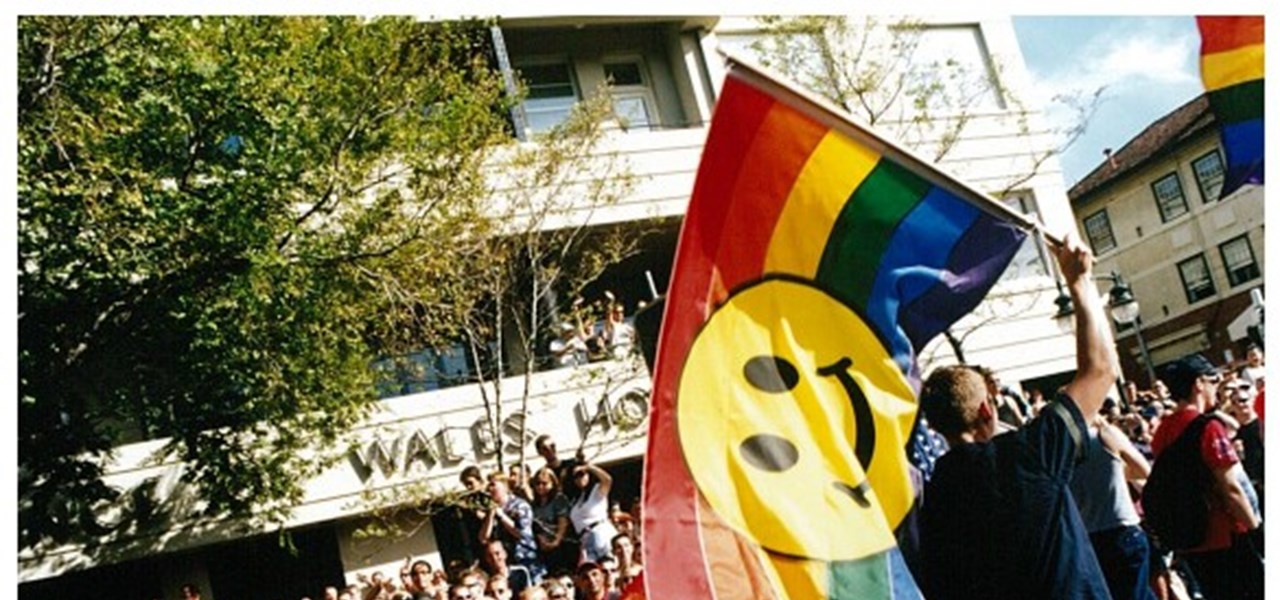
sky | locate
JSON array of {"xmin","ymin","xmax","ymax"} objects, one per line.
[{"xmin": 1012, "ymin": 16, "xmax": 1206, "ymax": 188}]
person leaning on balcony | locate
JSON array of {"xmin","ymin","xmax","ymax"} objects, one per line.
[
  {"xmin": 550, "ymin": 321, "xmax": 589, "ymax": 367},
  {"xmin": 598, "ymin": 291, "xmax": 635, "ymax": 360},
  {"xmin": 917, "ymin": 232, "xmax": 1117, "ymax": 600}
]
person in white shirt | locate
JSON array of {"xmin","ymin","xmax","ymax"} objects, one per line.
[
  {"xmin": 1238, "ymin": 344, "xmax": 1265, "ymax": 388},
  {"xmin": 600, "ymin": 299, "xmax": 635, "ymax": 360},
  {"xmin": 550, "ymin": 322, "xmax": 588, "ymax": 367},
  {"xmin": 567, "ymin": 461, "xmax": 618, "ymax": 564}
]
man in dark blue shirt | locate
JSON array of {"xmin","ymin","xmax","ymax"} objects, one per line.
[{"xmin": 917, "ymin": 233, "xmax": 1116, "ymax": 600}]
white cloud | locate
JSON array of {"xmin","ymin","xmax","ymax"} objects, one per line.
[
  {"xmin": 1096, "ymin": 37, "xmax": 1198, "ymax": 85},
  {"xmin": 1026, "ymin": 25, "xmax": 1198, "ymax": 142},
  {"xmin": 1034, "ymin": 32, "xmax": 1196, "ymax": 101}
]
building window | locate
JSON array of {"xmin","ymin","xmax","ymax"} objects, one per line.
[
  {"xmin": 1177, "ymin": 254, "xmax": 1217, "ymax": 304},
  {"xmin": 1191, "ymin": 150, "xmax": 1225, "ymax": 203},
  {"xmin": 910, "ymin": 25, "xmax": 1006, "ymax": 111},
  {"xmin": 604, "ymin": 58, "xmax": 657, "ymax": 131},
  {"xmin": 996, "ymin": 193, "xmax": 1049, "ymax": 282},
  {"xmin": 519, "ymin": 61, "xmax": 580, "ymax": 134},
  {"xmin": 1083, "ymin": 209, "xmax": 1117, "ymax": 254},
  {"xmin": 715, "ymin": 22, "xmax": 1005, "ymax": 117},
  {"xmin": 1219, "ymin": 234, "xmax": 1260, "ymax": 287},
  {"xmin": 1151, "ymin": 172, "xmax": 1189, "ymax": 222}
]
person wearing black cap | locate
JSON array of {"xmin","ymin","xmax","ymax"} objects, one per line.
[{"xmin": 1150, "ymin": 353, "xmax": 1262, "ymax": 600}]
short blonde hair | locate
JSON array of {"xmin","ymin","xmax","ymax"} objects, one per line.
[{"xmin": 920, "ymin": 365, "xmax": 988, "ymax": 438}]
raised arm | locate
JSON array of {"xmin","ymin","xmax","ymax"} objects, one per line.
[
  {"xmin": 1055, "ymin": 232, "xmax": 1118, "ymax": 422},
  {"xmin": 479, "ymin": 507, "xmax": 497, "ymax": 544},
  {"xmin": 1097, "ymin": 418, "xmax": 1150, "ymax": 482},
  {"xmin": 581, "ymin": 462, "xmax": 613, "ymax": 498}
]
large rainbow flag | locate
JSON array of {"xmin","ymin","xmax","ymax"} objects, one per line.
[
  {"xmin": 1197, "ymin": 16, "xmax": 1264, "ymax": 196},
  {"xmin": 640, "ymin": 61, "xmax": 1027, "ymax": 599}
]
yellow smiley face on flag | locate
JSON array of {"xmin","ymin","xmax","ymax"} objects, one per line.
[{"xmin": 677, "ymin": 276, "xmax": 918, "ymax": 561}]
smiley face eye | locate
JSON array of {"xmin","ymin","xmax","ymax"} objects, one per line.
[
  {"xmin": 744, "ymin": 355, "xmax": 799, "ymax": 393},
  {"xmin": 739, "ymin": 433, "xmax": 799, "ymax": 472}
]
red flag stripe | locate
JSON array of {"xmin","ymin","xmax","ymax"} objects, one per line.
[
  {"xmin": 641, "ymin": 74, "xmax": 776, "ymax": 599},
  {"xmin": 709, "ymin": 96, "xmax": 829, "ymax": 296},
  {"xmin": 1197, "ymin": 16, "xmax": 1264, "ymax": 54}
]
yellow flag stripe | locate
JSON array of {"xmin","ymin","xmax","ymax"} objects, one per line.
[
  {"xmin": 763, "ymin": 130, "xmax": 881, "ymax": 277},
  {"xmin": 1202, "ymin": 43, "xmax": 1265, "ymax": 91}
]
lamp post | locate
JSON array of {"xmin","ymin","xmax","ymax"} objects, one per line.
[
  {"xmin": 1053, "ymin": 271, "xmax": 1158, "ymax": 398},
  {"xmin": 1102, "ymin": 272, "xmax": 1157, "ymax": 388}
]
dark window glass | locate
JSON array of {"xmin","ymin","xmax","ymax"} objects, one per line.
[
  {"xmin": 1192, "ymin": 150, "xmax": 1225, "ymax": 202},
  {"xmin": 1177, "ymin": 254, "xmax": 1216, "ymax": 304},
  {"xmin": 1083, "ymin": 210, "xmax": 1117, "ymax": 254},
  {"xmin": 1219, "ymin": 235, "xmax": 1260, "ymax": 287},
  {"xmin": 1152, "ymin": 172, "xmax": 1189, "ymax": 222},
  {"xmin": 604, "ymin": 62, "xmax": 644, "ymax": 86},
  {"xmin": 518, "ymin": 62, "xmax": 579, "ymax": 133}
]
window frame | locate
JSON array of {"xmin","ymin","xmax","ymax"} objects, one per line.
[
  {"xmin": 1176, "ymin": 253, "xmax": 1217, "ymax": 305},
  {"xmin": 603, "ymin": 55, "xmax": 659, "ymax": 131},
  {"xmin": 1151, "ymin": 172, "xmax": 1189, "ymax": 223},
  {"xmin": 1191, "ymin": 149, "xmax": 1226, "ymax": 203},
  {"xmin": 909, "ymin": 24, "xmax": 1007, "ymax": 112},
  {"xmin": 516, "ymin": 57, "xmax": 582, "ymax": 134},
  {"xmin": 1218, "ymin": 234, "xmax": 1261, "ymax": 287},
  {"xmin": 994, "ymin": 192, "xmax": 1049, "ymax": 283},
  {"xmin": 1082, "ymin": 209, "xmax": 1117, "ymax": 254}
]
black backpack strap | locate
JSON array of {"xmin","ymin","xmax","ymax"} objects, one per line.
[
  {"xmin": 1179, "ymin": 414, "xmax": 1216, "ymax": 449},
  {"xmin": 1046, "ymin": 401, "xmax": 1086, "ymax": 463}
]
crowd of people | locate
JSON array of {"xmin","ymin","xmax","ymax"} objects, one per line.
[
  {"xmin": 183, "ymin": 239, "xmax": 1264, "ymax": 600},
  {"xmin": 279, "ymin": 432, "xmax": 643, "ymax": 600},
  {"xmin": 913, "ymin": 233, "xmax": 1265, "ymax": 600}
]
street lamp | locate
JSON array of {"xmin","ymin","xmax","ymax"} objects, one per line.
[
  {"xmin": 1102, "ymin": 273, "xmax": 1157, "ymax": 388},
  {"xmin": 1053, "ymin": 271, "xmax": 1158, "ymax": 394}
]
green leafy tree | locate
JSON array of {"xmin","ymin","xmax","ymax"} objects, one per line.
[
  {"xmin": 354, "ymin": 87, "xmax": 653, "ymax": 548},
  {"xmin": 458, "ymin": 89, "xmax": 644, "ymax": 472},
  {"xmin": 17, "ymin": 16, "xmax": 517, "ymax": 550}
]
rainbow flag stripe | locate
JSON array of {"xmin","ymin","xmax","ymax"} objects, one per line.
[
  {"xmin": 1198, "ymin": 16, "xmax": 1264, "ymax": 195},
  {"xmin": 641, "ymin": 67, "xmax": 1025, "ymax": 599}
]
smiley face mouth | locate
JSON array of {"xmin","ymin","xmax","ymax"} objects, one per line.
[
  {"xmin": 816, "ymin": 356, "xmax": 876, "ymax": 471},
  {"xmin": 832, "ymin": 480, "xmax": 873, "ymax": 508}
]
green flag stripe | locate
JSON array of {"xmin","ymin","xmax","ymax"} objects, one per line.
[
  {"xmin": 829, "ymin": 552, "xmax": 891, "ymax": 599},
  {"xmin": 815, "ymin": 159, "xmax": 931, "ymax": 310},
  {"xmin": 1208, "ymin": 78, "xmax": 1264, "ymax": 125}
]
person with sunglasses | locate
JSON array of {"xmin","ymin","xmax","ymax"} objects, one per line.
[
  {"xmin": 1151, "ymin": 353, "xmax": 1262, "ymax": 600},
  {"xmin": 567, "ymin": 460, "xmax": 618, "ymax": 564}
]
